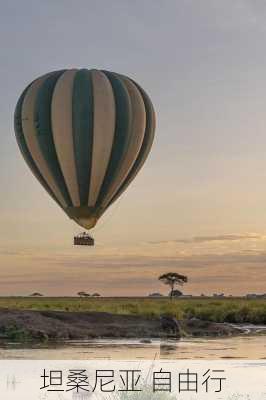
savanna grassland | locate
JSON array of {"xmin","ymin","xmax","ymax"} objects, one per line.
[{"xmin": 0, "ymin": 297, "xmax": 265, "ymax": 325}]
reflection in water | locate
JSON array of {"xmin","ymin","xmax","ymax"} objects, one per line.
[
  {"xmin": 72, "ymin": 393, "xmax": 91, "ymax": 400},
  {"xmin": 57, "ymin": 394, "xmax": 92, "ymax": 400},
  {"xmin": 0, "ymin": 336, "xmax": 265, "ymax": 360},
  {"xmin": 6, "ymin": 375, "xmax": 20, "ymax": 391},
  {"xmin": 159, "ymin": 341, "xmax": 178, "ymax": 357}
]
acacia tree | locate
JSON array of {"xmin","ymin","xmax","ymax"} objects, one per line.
[
  {"xmin": 30, "ymin": 292, "xmax": 43, "ymax": 297},
  {"xmin": 77, "ymin": 291, "xmax": 90, "ymax": 298},
  {"xmin": 159, "ymin": 272, "xmax": 188, "ymax": 298}
]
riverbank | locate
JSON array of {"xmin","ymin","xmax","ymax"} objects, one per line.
[
  {"xmin": 0, "ymin": 297, "xmax": 265, "ymax": 325},
  {"xmin": 0, "ymin": 309, "xmax": 264, "ymax": 343}
]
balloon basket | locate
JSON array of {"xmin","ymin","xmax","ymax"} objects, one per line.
[{"xmin": 74, "ymin": 232, "xmax": 94, "ymax": 246}]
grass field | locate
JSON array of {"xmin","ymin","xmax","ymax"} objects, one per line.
[{"xmin": 0, "ymin": 297, "xmax": 265, "ymax": 324}]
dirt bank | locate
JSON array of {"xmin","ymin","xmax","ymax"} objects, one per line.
[{"xmin": 0, "ymin": 310, "xmax": 259, "ymax": 342}]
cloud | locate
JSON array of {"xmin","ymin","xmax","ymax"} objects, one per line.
[
  {"xmin": 1, "ymin": 232, "xmax": 266, "ymax": 296},
  {"xmin": 150, "ymin": 233, "xmax": 263, "ymax": 245},
  {"xmin": 1, "ymin": 247, "xmax": 266, "ymax": 296},
  {"xmin": 192, "ymin": 233, "xmax": 262, "ymax": 242}
]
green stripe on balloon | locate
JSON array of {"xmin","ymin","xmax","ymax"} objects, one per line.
[
  {"xmin": 34, "ymin": 70, "xmax": 73, "ymax": 206},
  {"xmin": 106, "ymin": 80, "xmax": 155, "ymax": 210},
  {"xmin": 14, "ymin": 83, "xmax": 64, "ymax": 210},
  {"xmin": 95, "ymin": 71, "xmax": 131, "ymax": 211},
  {"xmin": 72, "ymin": 69, "xmax": 94, "ymax": 206}
]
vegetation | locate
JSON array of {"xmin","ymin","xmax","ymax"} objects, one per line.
[
  {"xmin": 77, "ymin": 291, "xmax": 90, "ymax": 297},
  {"xmin": 171, "ymin": 289, "xmax": 183, "ymax": 297},
  {"xmin": 0, "ymin": 297, "xmax": 265, "ymax": 324},
  {"xmin": 158, "ymin": 272, "xmax": 188, "ymax": 298},
  {"xmin": 0, "ymin": 324, "xmax": 32, "ymax": 341}
]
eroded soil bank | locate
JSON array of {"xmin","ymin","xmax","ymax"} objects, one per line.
[{"xmin": 0, "ymin": 310, "xmax": 263, "ymax": 342}]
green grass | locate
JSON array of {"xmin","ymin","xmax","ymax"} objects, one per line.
[
  {"xmin": 0, "ymin": 297, "xmax": 265, "ymax": 324},
  {"xmin": 0, "ymin": 324, "xmax": 32, "ymax": 342}
]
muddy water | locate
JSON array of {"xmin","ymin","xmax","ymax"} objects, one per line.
[{"xmin": 0, "ymin": 335, "xmax": 265, "ymax": 359}]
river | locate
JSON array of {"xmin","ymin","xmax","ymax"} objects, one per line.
[{"xmin": 0, "ymin": 335, "xmax": 265, "ymax": 359}]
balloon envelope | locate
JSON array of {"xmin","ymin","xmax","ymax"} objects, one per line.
[{"xmin": 14, "ymin": 69, "xmax": 155, "ymax": 229}]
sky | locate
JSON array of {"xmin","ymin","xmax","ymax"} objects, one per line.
[{"xmin": 1, "ymin": 0, "xmax": 266, "ymax": 296}]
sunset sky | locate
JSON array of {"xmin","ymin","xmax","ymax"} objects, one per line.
[{"xmin": 1, "ymin": 1, "xmax": 266, "ymax": 296}]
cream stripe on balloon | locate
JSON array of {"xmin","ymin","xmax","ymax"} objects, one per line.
[
  {"xmin": 88, "ymin": 70, "xmax": 116, "ymax": 207},
  {"xmin": 101, "ymin": 77, "xmax": 146, "ymax": 209},
  {"xmin": 51, "ymin": 69, "xmax": 80, "ymax": 206},
  {"xmin": 21, "ymin": 76, "xmax": 68, "ymax": 208}
]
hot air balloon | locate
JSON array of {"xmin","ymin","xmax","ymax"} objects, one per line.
[{"xmin": 14, "ymin": 69, "xmax": 156, "ymax": 245}]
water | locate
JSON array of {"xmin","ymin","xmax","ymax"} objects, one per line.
[{"xmin": 0, "ymin": 335, "xmax": 265, "ymax": 359}]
